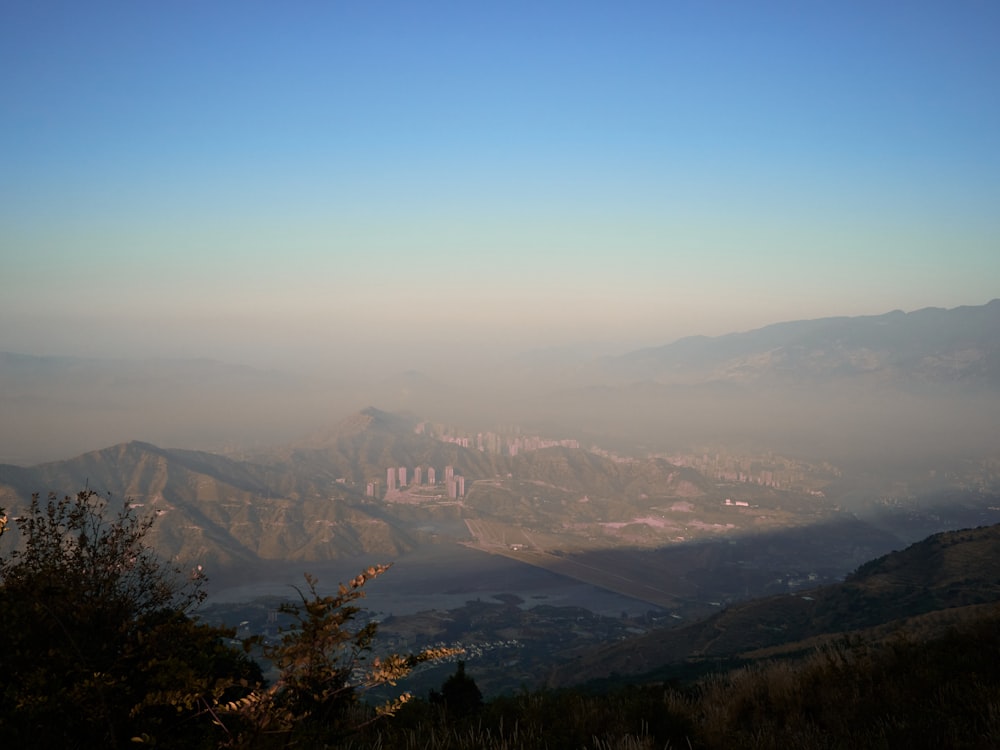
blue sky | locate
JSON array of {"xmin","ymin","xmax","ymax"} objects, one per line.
[{"xmin": 2, "ymin": 1, "xmax": 998, "ymax": 369}]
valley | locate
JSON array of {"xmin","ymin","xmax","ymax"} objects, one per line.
[
  {"xmin": 6, "ymin": 9, "xmax": 1000, "ymax": 741},
  {"xmin": 3, "ymin": 302, "xmax": 1000, "ymax": 698},
  {"xmin": 177, "ymin": 408, "xmax": 1000, "ymax": 696}
]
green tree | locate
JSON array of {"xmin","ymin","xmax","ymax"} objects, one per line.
[
  {"xmin": 0, "ymin": 491, "xmax": 260, "ymax": 749},
  {"xmin": 430, "ymin": 660, "xmax": 483, "ymax": 719}
]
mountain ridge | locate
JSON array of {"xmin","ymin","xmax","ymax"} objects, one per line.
[
  {"xmin": 0, "ymin": 435, "xmax": 417, "ymax": 569},
  {"xmin": 602, "ymin": 299, "xmax": 1000, "ymax": 389}
]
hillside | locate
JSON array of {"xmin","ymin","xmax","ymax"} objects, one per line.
[
  {"xmin": 4, "ymin": 400, "xmax": 998, "ymax": 605},
  {"xmin": 0, "ymin": 411, "xmax": 721, "ymax": 572},
  {"xmin": 549, "ymin": 522, "xmax": 1000, "ymax": 686},
  {"xmin": 0, "ymin": 439, "xmax": 416, "ymax": 569}
]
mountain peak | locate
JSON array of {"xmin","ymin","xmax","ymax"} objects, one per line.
[{"xmin": 339, "ymin": 407, "xmax": 410, "ymax": 433}]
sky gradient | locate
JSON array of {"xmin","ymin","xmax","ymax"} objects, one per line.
[{"xmin": 2, "ymin": 1, "xmax": 998, "ymax": 371}]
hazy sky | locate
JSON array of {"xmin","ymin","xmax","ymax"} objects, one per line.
[{"xmin": 2, "ymin": 1, "xmax": 998, "ymax": 370}]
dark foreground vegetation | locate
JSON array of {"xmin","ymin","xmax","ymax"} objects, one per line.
[
  {"xmin": 366, "ymin": 608, "xmax": 1000, "ymax": 749},
  {"xmin": 2, "ymin": 492, "xmax": 999, "ymax": 749}
]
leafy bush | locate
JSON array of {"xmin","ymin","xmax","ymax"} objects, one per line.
[{"xmin": 0, "ymin": 491, "xmax": 259, "ymax": 748}]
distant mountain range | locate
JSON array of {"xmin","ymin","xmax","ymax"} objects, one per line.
[
  {"xmin": 601, "ymin": 299, "xmax": 1000, "ymax": 390},
  {"xmin": 3, "ymin": 300, "xmax": 998, "ymax": 465}
]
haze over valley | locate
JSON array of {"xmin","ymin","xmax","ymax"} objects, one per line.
[
  {"xmin": 4, "ymin": 299, "xmax": 998, "ymax": 466},
  {"xmin": 3, "ymin": 1, "xmax": 1000, "ymax": 713},
  {"xmin": 3, "ymin": 301, "xmax": 999, "ymax": 693}
]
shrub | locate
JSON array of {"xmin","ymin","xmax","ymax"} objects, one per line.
[
  {"xmin": 216, "ymin": 566, "xmax": 459, "ymax": 748},
  {"xmin": 0, "ymin": 491, "xmax": 259, "ymax": 748}
]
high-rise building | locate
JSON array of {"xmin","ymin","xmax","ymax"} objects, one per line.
[
  {"xmin": 446, "ymin": 477, "xmax": 457, "ymax": 499},
  {"xmin": 366, "ymin": 482, "xmax": 376, "ymax": 497},
  {"xmin": 414, "ymin": 466, "xmax": 423, "ymax": 485},
  {"xmin": 386, "ymin": 468, "xmax": 396, "ymax": 491},
  {"xmin": 398, "ymin": 466, "xmax": 407, "ymax": 486},
  {"xmin": 457, "ymin": 475, "xmax": 465, "ymax": 497},
  {"xmin": 445, "ymin": 465, "xmax": 454, "ymax": 482},
  {"xmin": 428, "ymin": 467, "xmax": 436, "ymax": 484}
]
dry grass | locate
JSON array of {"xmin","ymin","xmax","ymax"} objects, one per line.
[{"xmin": 341, "ymin": 603, "xmax": 1000, "ymax": 750}]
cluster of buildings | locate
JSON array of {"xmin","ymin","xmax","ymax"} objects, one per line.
[
  {"xmin": 416, "ymin": 422, "xmax": 579, "ymax": 457},
  {"xmin": 358, "ymin": 424, "xmax": 587, "ymax": 502},
  {"xmin": 366, "ymin": 464, "xmax": 466, "ymax": 499},
  {"xmin": 666, "ymin": 451, "xmax": 840, "ymax": 490}
]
